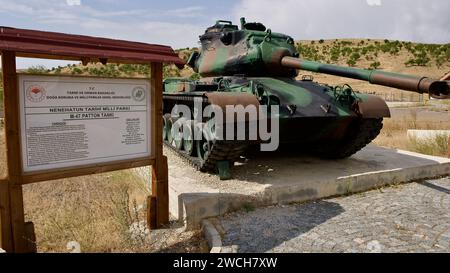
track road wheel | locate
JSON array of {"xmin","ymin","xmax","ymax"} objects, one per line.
[
  {"xmin": 174, "ymin": 117, "xmax": 186, "ymax": 151},
  {"xmin": 162, "ymin": 114, "xmax": 171, "ymax": 141},
  {"xmin": 183, "ymin": 120, "xmax": 196, "ymax": 156},
  {"xmin": 197, "ymin": 125, "xmax": 212, "ymax": 169},
  {"xmin": 167, "ymin": 118, "xmax": 175, "ymax": 147}
]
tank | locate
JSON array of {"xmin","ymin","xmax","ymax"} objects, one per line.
[{"xmin": 163, "ymin": 18, "xmax": 450, "ymax": 179}]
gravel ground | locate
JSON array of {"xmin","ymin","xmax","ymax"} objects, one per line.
[{"xmin": 218, "ymin": 177, "xmax": 450, "ymax": 253}]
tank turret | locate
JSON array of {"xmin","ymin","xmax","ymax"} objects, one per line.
[
  {"xmin": 188, "ymin": 18, "xmax": 449, "ymax": 99},
  {"xmin": 188, "ymin": 18, "xmax": 298, "ymax": 78}
]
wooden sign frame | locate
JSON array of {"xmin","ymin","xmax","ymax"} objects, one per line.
[
  {"xmin": 0, "ymin": 52, "xmax": 169, "ymax": 253},
  {"xmin": 16, "ymin": 74, "xmax": 155, "ymax": 183}
]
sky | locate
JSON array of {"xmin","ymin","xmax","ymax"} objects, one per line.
[{"xmin": 0, "ymin": 0, "xmax": 449, "ymax": 69}]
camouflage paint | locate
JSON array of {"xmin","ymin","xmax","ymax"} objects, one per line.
[{"xmin": 188, "ymin": 18, "xmax": 448, "ymax": 99}]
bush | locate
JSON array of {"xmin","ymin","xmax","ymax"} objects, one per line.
[
  {"xmin": 405, "ymin": 50, "xmax": 430, "ymax": 66},
  {"xmin": 27, "ymin": 65, "xmax": 48, "ymax": 74},
  {"xmin": 369, "ymin": 61, "xmax": 381, "ymax": 70},
  {"xmin": 341, "ymin": 47, "xmax": 352, "ymax": 56},
  {"xmin": 340, "ymin": 41, "xmax": 352, "ymax": 46},
  {"xmin": 71, "ymin": 67, "xmax": 83, "ymax": 75},
  {"xmin": 346, "ymin": 59, "xmax": 356, "ymax": 67}
]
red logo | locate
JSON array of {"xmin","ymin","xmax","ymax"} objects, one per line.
[{"xmin": 26, "ymin": 86, "xmax": 46, "ymax": 102}]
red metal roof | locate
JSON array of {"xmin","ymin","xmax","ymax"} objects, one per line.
[{"xmin": 0, "ymin": 26, "xmax": 185, "ymax": 67}]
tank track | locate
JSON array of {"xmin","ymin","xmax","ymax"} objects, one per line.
[
  {"xmin": 313, "ymin": 118, "xmax": 384, "ymax": 159},
  {"xmin": 164, "ymin": 139, "xmax": 247, "ymax": 173},
  {"xmin": 163, "ymin": 94, "xmax": 248, "ymax": 173},
  {"xmin": 164, "ymin": 93, "xmax": 383, "ymax": 172}
]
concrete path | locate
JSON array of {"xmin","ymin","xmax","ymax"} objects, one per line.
[{"xmin": 216, "ymin": 177, "xmax": 450, "ymax": 253}]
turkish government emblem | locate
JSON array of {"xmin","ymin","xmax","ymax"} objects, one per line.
[{"xmin": 26, "ymin": 85, "xmax": 46, "ymax": 103}]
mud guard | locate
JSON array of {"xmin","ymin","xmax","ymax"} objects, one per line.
[
  {"xmin": 357, "ymin": 95, "xmax": 391, "ymax": 118},
  {"xmin": 205, "ymin": 92, "xmax": 261, "ymax": 122},
  {"xmin": 205, "ymin": 92, "xmax": 260, "ymax": 109}
]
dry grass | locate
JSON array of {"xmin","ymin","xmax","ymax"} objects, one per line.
[
  {"xmin": 373, "ymin": 108, "xmax": 450, "ymax": 157},
  {"xmin": 21, "ymin": 172, "xmax": 207, "ymax": 253},
  {"xmin": 407, "ymin": 134, "xmax": 449, "ymax": 157},
  {"xmin": 0, "ymin": 127, "xmax": 207, "ymax": 253},
  {"xmin": 23, "ymin": 171, "xmax": 148, "ymax": 253}
]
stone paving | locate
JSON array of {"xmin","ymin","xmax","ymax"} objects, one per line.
[{"xmin": 218, "ymin": 177, "xmax": 450, "ymax": 253}]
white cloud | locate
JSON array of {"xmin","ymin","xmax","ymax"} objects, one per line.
[
  {"xmin": 0, "ymin": 0, "xmax": 207, "ymax": 68},
  {"xmin": 66, "ymin": 0, "xmax": 81, "ymax": 6},
  {"xmin": 0, "ymin": 0, "xmax": 204, "ymax": 47},
  {"xmin": 366, "ymin": 0, "xmax": 382, "ymax": 6},
  {"xmin": 165, "ymin": 6, "xmax": 206, "ymax": 18},
  {"xmin": 0, "ymin": 2, "xmax": 34, "ymax": 15},
  {"xmin": 232, "ymin": 0, "xmax": 450, "ymax": 44}
]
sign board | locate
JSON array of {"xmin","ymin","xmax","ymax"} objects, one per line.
[{"xmin": 18, "ymin": 75, "xmax": 152, "ymax": 173}]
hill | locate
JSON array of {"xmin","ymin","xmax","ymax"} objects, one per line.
[
  {"xmin": 296, "ymin": 39, "xmax": 449, "ymax": 100},
  {"xmin": 4, "ymin": 39, "xmax": 450, "ymax": 101}
]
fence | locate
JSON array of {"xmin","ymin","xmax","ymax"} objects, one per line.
[{"xmin": 361, "ymin": 92, "xmax": 425, "ymax": 102}]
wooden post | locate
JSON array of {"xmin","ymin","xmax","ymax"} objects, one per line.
[
  {"xmin": 0, "ymin": 179, "xmax": 13, "ymax": 252},
  {"xmin": 148, "ymin": 62, "xmax": 169, "ymax": 229},
  {"xmin": 1, "ymin": 51, "xmax": 32, "ymax": 252}
]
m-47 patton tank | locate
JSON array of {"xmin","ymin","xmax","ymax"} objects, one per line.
[{"xmin": 163, "ymin": 18, "xmax": 450, "ymax": 179}]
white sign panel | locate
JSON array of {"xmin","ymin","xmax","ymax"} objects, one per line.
[{"xmin": 19, "ymin": 75, "xmax": 152, "ymax": 173}]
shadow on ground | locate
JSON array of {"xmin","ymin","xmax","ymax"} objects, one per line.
[
  {"xmin": 221, "ymin": 200, "xmax": 345, "ymax": 253},
  {"xmin": 229, "ymin": 144, "xmax": 443, "ymax": 185}
]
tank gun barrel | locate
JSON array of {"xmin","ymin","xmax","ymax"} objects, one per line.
[{"xmin": 281, "ymin": 57, "xmax": 450, "ymax": 99}]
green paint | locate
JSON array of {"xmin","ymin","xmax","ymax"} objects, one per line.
[
  {"xmin": 217, "ymin": 161, "xmax": 232, "ymax": 180},
  {"xmin": 257, "ymin": 78, "xmax": 313, "ymax": 107}
]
